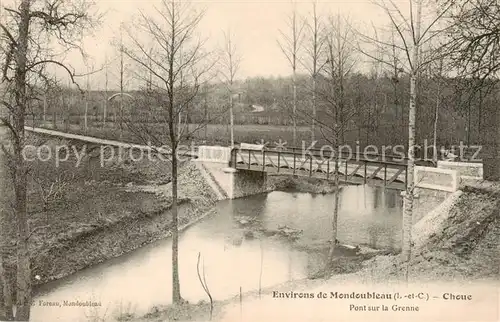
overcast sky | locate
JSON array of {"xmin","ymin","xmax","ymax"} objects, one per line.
[{"xmin": 59, "ymin": 0, "xmax": 391, "ymax": 90}]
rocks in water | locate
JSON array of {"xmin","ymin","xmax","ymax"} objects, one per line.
[
  {"xmin": 277, "ymin": 225, "xmax": 303, "ymax": 241},
  {"xmin": 243, "ymin": 230, "xmax": 254, "ymax": 240},
  {"xmin": 234, "ymin": 216, "xmax": 258, "ymax": 227},
  {"xmin": 260, "ymin": 228, "xmax": 277, "ymax": 237}
]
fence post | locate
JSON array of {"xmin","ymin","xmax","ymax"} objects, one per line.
[
  {"xmin": 345, "ymin": 160, "xmax": 348, "ymax": 183},
  {"xmin": 262, "ymin": 150, "xmax": 265, "ymax": 171},
  {"xmin": 364, "ymin": 161, "xmax": 367, "ymax": 185},
  {"xmin": 327, "ymin": 157, "xmax": 330, "ymax": 180},
  {"xmin": 384, "ymin": 164, "xmax": 387, "ymax": 187},
  {"xmin": 309, "ymin": 155, "xmax": 312, "ymax": 177},
  {"xmin": 278, "ymin": 151, "xmax": 281, "ymax": 173}
]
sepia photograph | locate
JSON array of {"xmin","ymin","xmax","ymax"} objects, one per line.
[{"xmin": 0, "ymin": 0, "xmax": 498, "ymax": 321}]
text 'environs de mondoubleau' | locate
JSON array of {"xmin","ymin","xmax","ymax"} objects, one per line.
[{"xmin": 272, "ymin": 291, "xmax": 393, "ymax": 299}]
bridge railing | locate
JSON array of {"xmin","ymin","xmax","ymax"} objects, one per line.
[
  {"xmin": 230, "ymin": 147, "xmax": 408, "ymax": 189},
  {"xmin": 230, "ymin": 147, "xmax": 408, "ymax": 167}
]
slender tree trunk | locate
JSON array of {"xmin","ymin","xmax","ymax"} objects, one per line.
[
  {"xmin": 171, "ymin": 149, "xmax": 181, "ymax": 303},
  {"xmin": 204, "ymin": 91, "xmax": 208, "ymax": 141},
  {"xmin": 0, "ymin": 258, "xmax": 14, "ymax": 321},
  {"xmin": 170, "ymin": 105, "xmax": 181, "ymax": 303},
  {"xmin": 11, "ymin": 1, "xmax": 33, "ymax": 320},
  {"xmin": 433, "ymin": 80, "xmax": 441, "ymax": 163},
  {"xmin": 402, "ymin": 0, "xmax": 421, "ymax": 264},
  {"xmin": 229, "ymin": 93, "xmax": 235, "ymax": 147},
  {"xmin": 311, "ymin": 76, "xmax": 316, "ymax": 143},
  {"xmin": 103, "ymin": 100, "xmax": 107, "ymax": 128},
  {"xmin": 326, "ymin": 150, "xmax": 340, "ymax": 272},
  {"xmin": 293, "ymin": 71, "xmax": 297, "ymax": 146},
  {"xmin": 43, "ymin": 95, "xmax": 47, "ymax": 123},
  {"xmin": 0, "ymin": 122, "xmax": 14, "ymax": 321},
  {"xmin": 478, "ymin": 89, "xmax": 483, "ymax": 143},
  {"xmin": 84, "ymin": 101, "xmax": 88, "ymax": 134},
  {"xmin": 169, "ymin": 3, "xmax": 181, "ymax": 301}
]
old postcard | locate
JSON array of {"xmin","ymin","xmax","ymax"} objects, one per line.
[{"xmin": 0, "ymin": 0, "xmax": 498, "ymax": 321}]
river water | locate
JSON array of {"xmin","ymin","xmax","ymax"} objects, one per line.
[{"xmin": 31, "ymin": 185, "xmax": 402, "ymax": 321}]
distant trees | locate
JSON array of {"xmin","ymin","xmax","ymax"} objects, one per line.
[{"xmin": 446, "ymin": 0, "xmax": 500, "ymax": 177}]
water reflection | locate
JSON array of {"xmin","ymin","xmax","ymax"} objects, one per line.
[{"xmin": 32, "ymin": 185, "xmax": 401, "ymax": 321}]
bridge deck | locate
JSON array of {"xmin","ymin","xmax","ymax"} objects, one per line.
[{"xmin": 231, "ymin": 148, "xmax": 408, "ymax": 190}]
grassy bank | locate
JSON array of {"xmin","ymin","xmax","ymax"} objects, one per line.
[{"xmin": 2, "ymin": 135, "xmax": 218, "ymax": 290}]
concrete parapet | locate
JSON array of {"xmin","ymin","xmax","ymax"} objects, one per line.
[
  {"xmin": 414, "ymin": 166, "xmax": 459, "ymax": 192},
  {"xmin": 197, "ymin": 146, "xmax": 231, "ymax": 164},
  {"xmin": 437, "ymin": 161, "xmax": 483, "ymax": 181}
]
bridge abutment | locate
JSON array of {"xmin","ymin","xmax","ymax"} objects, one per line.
[
  {"xmin": 231, "ymin": 168, "xmax": 268, "ymax": 199},
  {"xmin": 196, "ymin": 146, "xmax": 268, "ymax": 200}
]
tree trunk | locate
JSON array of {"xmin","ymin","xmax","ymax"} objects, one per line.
[
  {"xmin": 0, "ymin": 257, "xmax": 14, "ymax": 321},
  {"xmin": 119, "ymin": 100, "xmax": 123, "ymax": 140},
  {"xmin": 326, "ymin": 155, "xmax": 340, "ymax": 272},
  {"xmin": 292, "ymin": 71, "xmax": 297, "ymax": 146},
  {"xmin": 401, "ymin": 0, "xmax": 421, "ymax": 265},
  {"xmin": 11, "ymin": 1, "xmax": 33, "ymax": 319},
  {"xmin": 0, "ymin": 122, "xmax": 14, "ymax": 321},
  {"xmin": 402, "ymin": 73, "xmax": 417, "ymax": 263},
  {"xmin": 43, "ymin": 95, "xmax": 47, "ymax": 123},
  {"xmin": 170, "ymin": 145, "xmax": 181, "ymax": 303},
  {"xmin": 229, "ymin": 92, "xmax": 234, "ymax": 147},
  {"xmin": 103, "ymin": 100, "xmax": 107, "ymax": 128},
  {"xmin": 311, "ymin": 76, "xmax": 316, "ymax": 143},
  {"xmin": 84, "ymin": 101, "xmax": 88, "ymax": 134},
  {"xmin": 433, "ymin": 81, "xmax": 440, "ymax": 163},
  {"xmin": 401, "ymin": 73, "xmax": 417, "ymax": 270}
]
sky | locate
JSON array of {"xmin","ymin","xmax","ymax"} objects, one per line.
[{"xmin": 52, "ymin": 0, "xmax": 392, "ymax": 90}]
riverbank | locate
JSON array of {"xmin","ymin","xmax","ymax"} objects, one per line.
[
  {"xmin": 133, "ymin": 182, "xmax": 499, "ymax": 321},
  {"xmin": 2, "ymin": 138, "xmax": 218, "ymax": 291}
]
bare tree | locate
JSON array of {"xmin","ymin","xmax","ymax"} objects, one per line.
[
  {"xmin": 219, "ymin": 29, "xmax": 242, "ymax": 147},
  {"xmin": 118, "ymin": 28, "xmax": 125, "ymax": 140},
  {"xmin": 121, "ymin": 0, "xmax": 213, "ymax": 304},
  {"xmin": 319, "ymin": 14, "xmax": 357, "ymax": 271},
  {"xmin": 0, "ymin": 0, "xmax": 97, "ymax": 319},
  {"xmin": 447, "ymin": 0, "xmax": 500, "ymax": 80},
  {"xmin": 356, "ymin": 0, "xmax": 456, "ymax": 269},
  {"xmin": 103, "ymin": 54, "xmax": 109, "ymax": 128},
  {"xmin": 277, "ymin": 1, "xmax": 305, "ymax": 146},
  {"xmin": 301, "ymin": 1, "xmax": 326, "ymax": 142}
]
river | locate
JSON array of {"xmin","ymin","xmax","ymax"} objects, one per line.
[{"xmin": 31, "ymin": 185, "xmax": 402, "ymax": 321}]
